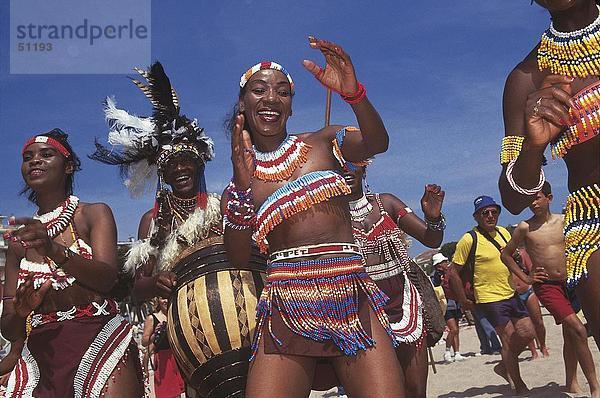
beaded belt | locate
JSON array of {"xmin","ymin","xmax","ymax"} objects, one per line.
[
  {"xmin": 269, "ymin": 242, "xmax": 361, "ymax": 262},
  {"xmin": 30, "ymin": 299, "xmax": 119, "ymax": 329},
  {"xmin": 267, "ymin": 254, "xmax": 365, "ymax": 282},
  {"xmin": 364, "ymin": 260, "xmax": 404, "ymax": 281}
]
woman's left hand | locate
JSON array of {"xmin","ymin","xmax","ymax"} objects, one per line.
[
  {"xmin": 421, "ymin": 184, "xmax": 445, "ymax": 220},
  {"xmin": 302, "ymin": 36, "xmax": 359, "ymax": 96},
  {"xmin": 5, "ymin": 217, "xmax": 56, "ymax": 258}
]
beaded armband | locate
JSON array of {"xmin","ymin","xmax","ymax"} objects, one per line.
[
  {"xmin": 500, "ymin": 136, "xmax": 525, "ymax": 165},
  {"xmin": 425, "ymin": 213, "xmax": 446, "ymax": 231},
  {"xmin": 341, "ymin": 82, "xmax": 367, "ymax": 105},
  {"xmin": 224, "ymin": 180, "xmax": 256, "ymax": 230},
  {"xmin": 505, "ymin": 158, "xmax": 546, "ymax": 196},
  {"xmin": 332, "ymin": 127, "xmax": 371, "ymax": 172}
]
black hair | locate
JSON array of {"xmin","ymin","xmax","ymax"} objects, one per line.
[
  {"xmin": 20, "ymin": 128, "xmax": 82, "ymax": 204},
  {"xmin": 541, "ymin": 181, "xmax": 552, "ymax": 196},
  {"xmin": 223, "ymin": 86, "xmax": 249, "ymax": 138}
]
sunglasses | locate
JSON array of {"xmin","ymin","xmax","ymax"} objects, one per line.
[{"xmin": 480, "ymin": 209, "xmax": 499, "ymax": 217}]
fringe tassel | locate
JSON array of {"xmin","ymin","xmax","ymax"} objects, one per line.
[{"xmin": 250, "ymin": 256, "xmax": 396, "ymax": 360}]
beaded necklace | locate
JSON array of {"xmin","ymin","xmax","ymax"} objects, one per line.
[
  {"xmin": 538, "ymin": 5, "xmax": 600, "ymax": 78},
  {"xmin": 349, "ymin": 194, "xmax": 373, "ymax": 223},
  {"xmin": 552, "ymin": 80, "xmax": 600, "ymax": 158},
  {"xmin": 254, "ymin": 170, "xmax": 351, "ymax": 253},
  {"xmin": 166, "ymin": 192, "xmax": 197, "ymax": 225},
  {"xmin": 34, "ymin": 195, "xmax": 79, "ymax": 238},
  {"xmin": 253, "ymin": 135, "xmax": 311, "ymax": 181}
]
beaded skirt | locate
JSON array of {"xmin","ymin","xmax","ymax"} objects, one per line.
[
  {"xmin": 564, "ymin": 183, "xmax": 600, "ymax": 289},
  {"xmin": 251, "ymin": 253, "xmax": 397, "ymax": 359}
]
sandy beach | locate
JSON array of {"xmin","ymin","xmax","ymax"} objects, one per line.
[{"xmin": 310, "ymin": 308, "xmax": 599, "ymax": 398}]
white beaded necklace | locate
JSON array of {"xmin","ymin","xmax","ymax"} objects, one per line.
[
  {"xmin": 349, "ymin": 194, "xmax": 373, "ymax": 222},
  {"xmin": 34, "ymin": 195, "xmax": 79, "ymax": 238}
]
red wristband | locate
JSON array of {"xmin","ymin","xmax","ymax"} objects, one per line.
[{"xmin": 341, "ymin": 82, "xmax": 366, "ymax": 105}]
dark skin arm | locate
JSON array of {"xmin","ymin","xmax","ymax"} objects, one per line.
[
  {"xmin": 303, "ymin": 37, "xmax": 389, "ymax": 160},
  {"xmin": 382, "ymin": 185, "xmax": 445, "ymax": 248},
  {"xmin": 1, "ymin": 242, "xmax": 52, "ymax": 341},
  {"xmin": 0, "ymin": 338, "xmax": 24, "ymax": 377},
  {"xmin": 131, "ymin": 210, "xmax": 177, "ymax": 301},
  {"xmin": 499, "ymin": 62, "xmax": 574, "ymax": 214},
  {"xmin": 7, "ymin": 203, "xmax": 118, "ymax": 293}
]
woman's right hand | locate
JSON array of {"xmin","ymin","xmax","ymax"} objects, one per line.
[
  {"xmin": 231, "ymin": 114, "xmax": 254, "ymax": 190},
  {"xmin": 14, "ymin": 275, "xmax": 52, "ymax": 319},
  {"xmin": 524, "ymin": 75, "xmax": 574, "ymax": 148}
]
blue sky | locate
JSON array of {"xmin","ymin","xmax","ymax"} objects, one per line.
[{"xmin": 0, "ymin": 1, "xmax": 567, "ymax": 256}]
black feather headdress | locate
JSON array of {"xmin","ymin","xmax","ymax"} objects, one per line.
[{"xmin": 90, "ymin": 61, "xmax": 214, "ymax": 197}]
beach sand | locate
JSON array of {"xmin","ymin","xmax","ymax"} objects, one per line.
[{"xmin": 310, "ymin": 308, "xmax": 599, "ymax": 397}]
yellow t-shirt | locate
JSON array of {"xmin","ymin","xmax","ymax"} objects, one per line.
[{"xmin": 452, "ymin": 226, "xmax": 514, "ymax": 304}]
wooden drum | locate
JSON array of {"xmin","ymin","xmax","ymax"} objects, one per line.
[{"xmin": 167, "ymin": 236, "xmax": 267, "ymax": 397}]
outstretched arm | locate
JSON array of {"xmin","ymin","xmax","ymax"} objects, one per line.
[
  {"xmin": 499, "ymin": 69, "xmax": 574, "ymax": 214},
  {"xmin": 303, "ymin": 37, "xmax": 388, "ymax": 160},
  {"xmin": 383, "ymin": 184, "xmax": 445, "ymax": 248}
]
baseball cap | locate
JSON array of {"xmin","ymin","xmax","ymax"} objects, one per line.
[
  {"xmin": 473, "ymin": 195, "xmax": 501, "ymax": 215},
  {"xmin": 432, "ymin": 253, "xmax": 448, "ymax": 266}
]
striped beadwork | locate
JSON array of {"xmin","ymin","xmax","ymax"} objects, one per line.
[
  {"xmin": 253, "ymin": 135, "xmax": 311, "ymax": 181},
  {"xmin": 552, "ymin": 80, "xmax": 600, "ymax": 159},
  {"xmin": 500, "ymin": 136, "xmax": 525, "ymax": 165},
  {"xmin": 332, "ymin": 126, "xmax": 370, "ymax": 171},
  {"xmin": 250, "ymin": 254, "xmax": 396, "ymax": 359},
  {"xmin": 240, "ymin": 61, "xmax": 295, "ymax": 94},
  {"xmin": 564, "ymin": 183, "xmax": 600, "ymax": 289},
  {"xmin": 538, "ymin": 5, "xmax": 600, "ymax": 78},
  {"xmin": 254, "ymin": 170, "xmax": 351, "ymax": 253}
]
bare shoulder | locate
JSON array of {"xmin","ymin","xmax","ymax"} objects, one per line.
[
  {"xmin": 138, "ymin": 209, "xmax": 154, "ymax": 239},
  {"xmin": 301, "ymin": 125, "xmax": 345, "ymax": 142},
  {"xmin": 516, "ymin": 219, "xmax": 531, "ymax": 234},
  {"xmin": 379, "ymin": 192, "xmax": 406, "ymax": 214},
  {"xmin": 79, "ymin": 202, "xmax": 115, "ymax": 221}
]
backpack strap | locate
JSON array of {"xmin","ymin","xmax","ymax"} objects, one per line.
[{"xmin": 465, "ymin": 230, "xmax": 478, "ymax": 280}]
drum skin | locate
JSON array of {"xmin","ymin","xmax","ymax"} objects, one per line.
[{"xmin": 167, "ymin": 236, "xmax": 267, "ymax": 397}]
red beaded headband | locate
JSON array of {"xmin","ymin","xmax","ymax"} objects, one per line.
[{"xmin": 22, "ymin": 136, "xmax": 71, "ymax": 157}]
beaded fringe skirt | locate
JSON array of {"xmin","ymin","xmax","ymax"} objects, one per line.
[
  {"xmin": 564, "ymin": 183, "xmax": 600, "ymax": 289},
  {"xmin": 250, "ymin": 254, "xmax": 397, "ymax": 359}
]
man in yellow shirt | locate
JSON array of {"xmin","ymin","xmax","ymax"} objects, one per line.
[{"xmin": 449, "ymin": 195, "xmax": 535, "ymax": 396}]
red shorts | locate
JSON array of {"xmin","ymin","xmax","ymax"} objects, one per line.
[{"xmin": 533, "ymin": 281, "xmax": 577, "ymax": 324}]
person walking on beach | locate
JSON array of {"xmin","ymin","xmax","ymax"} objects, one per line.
[
  {"xmin": 448, "ymin": 195, "xmax": 536, "ymax": 396},
  {"xmin": 432, "ymin": 253, "xmax": 467, "ymax": 364},
  {"xmin": 501, "ymin": 182, "xmax": 599, "ymax": 398}
]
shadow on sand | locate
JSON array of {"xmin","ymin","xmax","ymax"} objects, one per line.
[{"xmin": 436, "ymin": 382, "xmax": 578, "ymax": 398}]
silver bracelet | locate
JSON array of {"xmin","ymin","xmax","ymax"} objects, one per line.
[
  {"xmin": 425, "ymin": 213, "xmax": 446, "ymax": 231},
  {"xmin": 505, "ymin": 158, "xmax": 545, "ymax": 196}
]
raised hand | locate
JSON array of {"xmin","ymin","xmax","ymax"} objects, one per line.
[
  {"xmin": 302, "ymin": 36, "xmax": 358, "ymax": 96},
  {"xmin": 420, "ymin": 184, "xmax": 445, "ymax": 221},
  {"xmin": 5, "ymin": 217, "xmax": 55, "ymax": 258},
  {"xmin": 525, "ymin": 75, "xmax": 575, "ymax": 148},
  {"xmin": 14, "ymin": 275, "xmax": 52, "ymax": 318},
  {"xmin": 231, "ymin": 114, "xmax": 255, "ymax": 190}
]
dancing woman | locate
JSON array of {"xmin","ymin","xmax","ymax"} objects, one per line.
[
  {"xmin": 2, "ymin": 129, "xmax": 143, "ymax": 397},
  {"xmin": 222, "ymin": 37, "xmax": 404, "ymax": 397},
  {"xmin": 346, "ymin": 165, "xmax": 445, "ymax": 398},
  {"xmin": 499, "ymin": 0, "xmax": 600, "ymax": 348}
]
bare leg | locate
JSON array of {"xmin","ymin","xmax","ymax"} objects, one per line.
[
  {"xmin": 576, "ymin": 250, "xmax": 600, "ymax": 349},
  {"xmin": 562, "ymin": 325, "xmax": 582, "ymax": 394},
  {"xmin": 496, "ymin": 317, "xmax": 535, "ymax": 395},
  {"xmin": 397, "ymin": 342, "xmax": 428, "ymax": 398},
  {"xmin": 525, "ymin": 294, "xmax": 548, "ymax": 357},
  {"xmin": 103, "ymin": 348, "xmax": 144, "ymax": 398},
  {"xmin": 446, "ymin": 318, "xmax": 459, "ymax": 353},
  {"xmin": 562, "ymin": 313, "xmax": 600, "ymax": 398},
  {"xmin": 246, "ymin": 337, "xmax": 316, "ymax": 398},
  {"xmin": 527, "ymin": 339, "xmax": 539, "ymax": 360},
  {"xmin": 331, "ymin": 309, "xmax": 405, "ymax": 398}
]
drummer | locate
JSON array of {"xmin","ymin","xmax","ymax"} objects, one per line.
[
  {"xmin": 90, "ymin": 61, "xmax": 221, "ymax": 300},
  {"xmin": 223, "ymin": 37, "xmax": 404, "ymax": 397}
]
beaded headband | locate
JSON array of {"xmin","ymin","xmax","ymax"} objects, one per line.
[
  {"xmin": 156, "ymin": 142, "xmax": 203, "ymax": 171},
  {"xmin": 22, "ymin": 136, "xmax": 71, "ymax": 158},
  {"xmin": 240, "ymin": 61, "xmax": 295, "ymax": 95}
]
